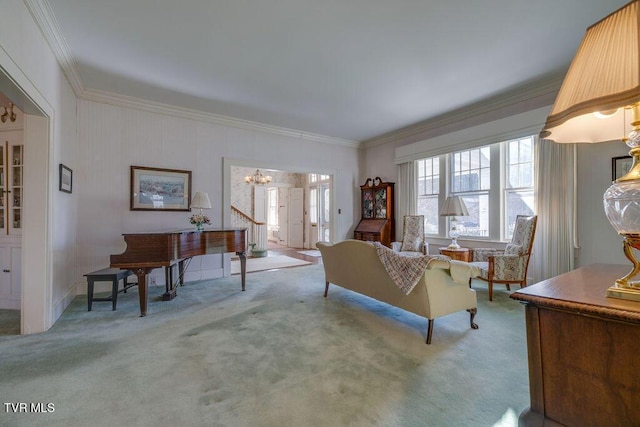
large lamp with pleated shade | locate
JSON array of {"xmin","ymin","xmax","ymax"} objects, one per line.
[{"xmin": 541, "ymin": 0, "xmax": 640, "ymax": 300}]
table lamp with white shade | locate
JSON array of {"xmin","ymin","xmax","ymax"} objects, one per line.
[
  {"xmin": 440, "ymin": 196, "xmax": 469, "ymax": 249},
  {"xmin": 189, "ymin": 191, "xmax": 212, "ymax": 231}
]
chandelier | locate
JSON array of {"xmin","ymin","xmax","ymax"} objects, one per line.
[
  {"xmin": 1, "ymin": 102, "xmax": 16, "ymax": 123},
  {"xmin": 244, "ymin": 169, "xmax": 272, "ymax": 185}
]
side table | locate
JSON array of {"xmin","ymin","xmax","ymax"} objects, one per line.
[{"xmin": 439, "ymin": 247, "xmax": 471, "ymax": 262}]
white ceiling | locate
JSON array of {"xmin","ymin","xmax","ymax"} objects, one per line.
[{"xmin": 47, "ymin": 0, "xmax": 629, "ymax": 142}]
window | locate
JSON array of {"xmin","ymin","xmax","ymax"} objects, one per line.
[
  {"xmin": 267, "ymin": 187, "xmax": 278, "ymax": 227},
  {"xmin": 308, "ymin": 174, "xmax": 330, "ymax": 183},
  {"xmin": 451, "ymin": 146, "xmax": 491, "ymax": 237},
  {"xmin": 504, "ymin": 136, "xmax": 535, "ymax": 238},
  {"xmin": 415, "ymin": 135, "xmax": 536, "ymax": 241},
  {"xmin": 309, "ymin": 187, "xmax": 318, "ymax": 224},
  {"xmin": 417, "ymin": 157, "xmax": 439, "ymax": 234}
]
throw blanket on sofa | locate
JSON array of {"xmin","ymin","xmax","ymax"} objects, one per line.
[{"xmin": 373, "ymin": 242, "xmax": 439, "ymax": 295}]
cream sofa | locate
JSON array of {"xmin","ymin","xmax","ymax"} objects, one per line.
[{"xmin": 317, "ymin": 239, "xmax": 479, "ymax": 344}]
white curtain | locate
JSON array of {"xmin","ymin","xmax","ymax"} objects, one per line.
[
  {"xmin": 396, "ymin": 161, "xmax": 417, "ymax": 236},
  {"xmin": 532, "ymin": 139, "xmax": 577, "ymax": 282}
]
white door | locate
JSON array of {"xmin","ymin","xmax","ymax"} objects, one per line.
[
  {"xmin": 278, "ymin": 188, "xmax": 289, "ymax": 246},
  {"xmin": 289, "ymin": 188, "xmax": 304, "ymax": 248},
  {"xmin": 320, "ymin": 183, "xmax": 331, "ymax": 242}
]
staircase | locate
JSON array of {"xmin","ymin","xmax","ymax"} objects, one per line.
[{"xmin": 231, "ymin": 206, "xmax": 268, "ymax": 257}]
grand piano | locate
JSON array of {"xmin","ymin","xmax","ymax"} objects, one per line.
[{"xmin": 110, "ymin": 228, "xmax": 247, "ymax": 316}]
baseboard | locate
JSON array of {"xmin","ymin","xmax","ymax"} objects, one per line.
[{"xmin": 52, "ymin": 283, "xmax": 80, "ymax": 323}]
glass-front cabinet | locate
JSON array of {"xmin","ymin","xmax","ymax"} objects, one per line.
[
  {"xmin": 354, "ymin": 177, "xmax": 395, "ymax": 247},
  {"xmin": 0, "ymin": 126, "xmax": 23, "ymax": 311},
  {"xmin": 0, "ymin": 141, "xmax": 23, "ymax": 235}
]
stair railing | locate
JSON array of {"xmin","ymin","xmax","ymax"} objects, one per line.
[{"xmin": 230, "ymin": 205, "xmax": 267, "ymax": 254}]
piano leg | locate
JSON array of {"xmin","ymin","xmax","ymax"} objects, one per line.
[
  {"xmin": 163, "ymin": 265, "xmax": 176, "ymax": 301},
  {"xmin": 134, "ymin": 267, "xmax": 153, "ymax": 317},
  {"xmin": 237, "ymin": 251, "xmax": 247, "ymax": 291}
]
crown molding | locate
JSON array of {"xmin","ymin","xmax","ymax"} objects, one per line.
[
  {"xmin": 24, "ymin": 0, "xmax": 84, "ymax": 97},
  {"xmin": 81, "ymin": 88, "xmax": 360, "ymax": 148},
  {"xmin": 362, "ymin": 72, "xmax": 565, "ymax": 149}
]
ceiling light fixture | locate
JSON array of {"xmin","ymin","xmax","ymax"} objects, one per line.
[
  {"xmin": 0, "ymin": 102, "xmax": 16, "ymax": 123},
  {"xmin": 244, "ymin": 169, "xmax": 272, "ymax": 185}
]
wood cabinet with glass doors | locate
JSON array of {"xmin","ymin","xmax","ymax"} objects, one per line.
[
  {"xmin": 0, "ymin": 136, "xmax": 23, "ymax": 310},
  {"xmin": 353, "ymin": 177, "xmax": 395, "ymax": 247},
  {"xmin": 0, "ymin": 141, "xmax": 23, "ymax": 235}
]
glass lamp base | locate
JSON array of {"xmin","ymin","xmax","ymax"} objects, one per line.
[
  {"xmin": 447, "ymin": 238, "xmax": 461, "ymax": 249},
  {"xmin": 604, "ymin": 170, "xmax": 640, "ymax": 300},
  {"xmin": 606, "ymin": 234, "xmax": 640, "ymax": 301}
]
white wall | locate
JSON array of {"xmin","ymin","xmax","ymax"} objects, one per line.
[
  {"xmin": 76, "ymin": 99, "xmax": 360, "ymax": 287},
  {"xmin": 576, "ymin": 140, "xmax": 630, "ymax": 267},
  {"xmin": 0, "ymin": 0, "xmax": 79, "ymax": 332}
]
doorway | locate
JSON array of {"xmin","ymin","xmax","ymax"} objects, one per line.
[
  {"xmin": 0, "ymin": 58, "xmax": 53, "ymax": 335},
  {"xmin": 226, "ymin": 162, "xmax": 335, "ymax": 253},
  {"xmin": 0, "ymin": 93, "xmax": 24, "ymax": 319}
]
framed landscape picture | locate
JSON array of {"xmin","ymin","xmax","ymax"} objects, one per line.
[{"xmin": 130, "ymin": 166, "xmax": 191, "ymax": 211}]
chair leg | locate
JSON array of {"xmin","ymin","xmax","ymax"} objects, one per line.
[
  {"xmin": 488, "ymin": 281, "xmax": 494, "ymax": 301},
  {"xmin": 426, "ymin": 319, "xmax": 434, "ymax": 345},
  {"xmin": 467, "ymin": 308, "xmax": 479, "ymax": 329},
  {"xmin": 324, "ymin": 281, "xmax": 329, "ymax": 297},
  {"xmin": 506, "ymin": 284, "xmax": 511, "ymax": 291}
]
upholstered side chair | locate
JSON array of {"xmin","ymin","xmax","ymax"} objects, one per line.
[
  {"xmin": 392, "ymin": 215, "xmax": 429, "ymax": 255},
  {"xmin": 470, "ymin": 215, "xmax": 537, "ymax": 301}
]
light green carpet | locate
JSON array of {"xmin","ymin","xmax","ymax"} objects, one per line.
[
  {"xmin": 0, "ymin": 309, "xmax": 20, "ymax": 335},
  {"xmin": 0, "ymin": 264, "xmax": 528, "ymax": 426}
]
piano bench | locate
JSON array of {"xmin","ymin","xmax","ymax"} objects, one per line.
[{"xmin": 84, "ymin": 268, "xmax": 136, "ymax": 311}]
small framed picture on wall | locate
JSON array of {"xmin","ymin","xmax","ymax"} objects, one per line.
[
  {"xmin": 59, "ymin": 164, "xmax": 72, "ymax": 193},
  {"xmin": 612, "ymin": 155, "xmax": 633, "ymax": 182}
]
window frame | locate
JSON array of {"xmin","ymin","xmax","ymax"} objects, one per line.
[
  {"xmin": 503, "ymin": 136, "xmax": 535, "ymax": 239},
  {"xmin": 415, "ymin": 135, "xmax": 536, "ymax": 242},
  {"xmin": 416, "ymin": 157, "xmax": 440, "ymax": 235}
]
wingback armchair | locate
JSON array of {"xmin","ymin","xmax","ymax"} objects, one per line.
[
  {"xmin": 470, "ymin": 215, "xmax": 537, "ymax": 301},
  {"xmin": 392, "ymin": 215, "xmax": 429, "ymax": 255}
]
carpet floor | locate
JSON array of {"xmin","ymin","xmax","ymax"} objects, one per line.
[
  {"xmin": 0, "ymin": 264, "xmax": 529, "ymax": 427},
  {"xmin": 230, "ymin": 255, "xmax": 312, "ymax": 274}
]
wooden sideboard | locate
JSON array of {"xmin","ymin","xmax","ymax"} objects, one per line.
[{"xmin": 510, "ymin": 263, "xmax": 640, "ymax": 426}]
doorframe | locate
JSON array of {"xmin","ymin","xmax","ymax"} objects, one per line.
[
  {"xmin": 223, "ymin": 157, "xmax": 336, "ymax": 250},
  {"xmin": 0, "ymin": 52, "xmax": 54, "ymax": 334}
]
